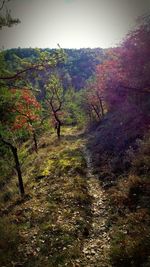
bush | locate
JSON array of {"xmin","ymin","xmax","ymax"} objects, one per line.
[{"xmin": 108, "ymin": 132, "xmax": 150, "ymax": 266}]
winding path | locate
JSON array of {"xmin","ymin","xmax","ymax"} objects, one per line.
[{"xmin": 81, "ymin": 146, "xmax": 111, "ymax": 267}]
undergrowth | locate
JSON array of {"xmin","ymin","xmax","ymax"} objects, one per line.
[{"xmin": 107, "ymin": 132, "xmax": 150, "ymax": 266}]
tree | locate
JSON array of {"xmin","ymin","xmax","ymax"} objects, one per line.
[
  {"xmin": 12, "ymin": 88, "xmax": 41, "ymax": 153},
  {"xmin": 84, "ymin": 77, "xmax": 105, "ymax": 122},
  {"xmin": 0, "ymin": 87, "xmax": 41, "ymax": 196},
  {"xmin": 44, "ymin": 73, "xmax": 64, "ymax": 138},
  {"xmin": 0, "ymin": 88, "xmax": 25, "ymax": 196},
  {"xmin": 95, "ymin": 15, "xmax": 150, "ymax": 110},
  {"xmin": 0, "ymin": 46, "xmax": 66, "ymax": 196},
  {"xmin": 0, "ymin": 47, "xmax": 66, "ymax": 81},
  {"xmin": 63, "ymin": 87, "xmax": 86, "ymax": 127}
]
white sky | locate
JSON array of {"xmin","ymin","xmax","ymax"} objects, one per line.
[{"xmin": 0, "ymin": 0, "xmax": 150, "ymax": 49}]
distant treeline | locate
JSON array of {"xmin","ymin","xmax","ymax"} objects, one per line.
[{"xmin": 4, "ymin": 47, "xmax": 105, "ymax": 90}]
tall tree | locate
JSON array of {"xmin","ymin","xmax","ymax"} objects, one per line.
[
  {"xmin": 84, "ymin": 77, "xmax": 105, "ymax": 121},
  {"xmin": 0, "ymin": 88, "xmax": 25, "ymax": 195},
  {"xmin": 12, "ymin": 88, "xmax": 41, "ymax": 152}
]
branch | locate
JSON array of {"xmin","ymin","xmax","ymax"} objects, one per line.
[
  {"xmin": 96, "ymin": 91, "xmax": 104, "ymax": 116},
  {"xmin": 0, "ymin": 134, "xmax": 14, "ymax": 150},
  {"xmin": 0, "ymin": 64, "xmax": 45, "ymax": 80},
  {"xmin": 54, "ymin": 85, "xmax": 61, "ymax": 102},
  {"xmin": 12, "ymin": 107, "xmax": 39, "ymax": 130},
  {"xmin": 119, "ymin": 84, "xmax": 150, "ymax": 94},
  {"xmin": 48, "ymin": 99, "xmax": 61, "ymax": 124},
  {"xmin": 0, "ymin": 83, "xmax": 40, "ymax": 92},
  {"xmin": 12, "ymin": 107, "xmax": 31, "ymax": 121},
  {"xmin": 49, "ymin": 95, "xmax": 62, "ymax": 113},
  {"xmin": 40, "ymin": 114, "xmax": 49, "ymax": 125},
  {"xmin": 0, "ymin": 50, "xmax": 64, "ymax": 81},
  {"xmin": 55, "ymin": 101, "xmax": 62, "ymax": 112},
  {"xmin": 0, "ymin": 0, "xmax": 5, "ymax": 11},
  {"xmin": 52, "ymin": 86, "xmax": 63, "ymax": 112},
  {"xmin": 46, "ymin": 89, "xmax": 62, "ymax": 113},
  {"xmin": 91, "ymin": 104, "xmax": 101, "ymax": 120}
]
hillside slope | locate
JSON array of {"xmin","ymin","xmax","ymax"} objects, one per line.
[
  {"xmin": 0, "ymin": 127, "xmax": 111, "ymax": 267},
  {"xmin": 88, "ymin": 103, "xmax": 150, "ymax": 266}
]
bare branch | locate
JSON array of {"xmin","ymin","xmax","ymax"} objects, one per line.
[
  {"xmin": 119, "ymin": 84, "xmax": 150, "ymax": 94},
  {"xmin": 0, "ymin": 134, "xmax": 14, "ymax": 150},
  {"xmin": 0, "ymin": 0, "xmax": 5, "ymax": 11},
  {"xmin": 91, "ymin": 104, "xmax": 101, "ymax": 120},
  {"xmin": 0, "ymin": 64, "xmax": 45, "ymax": 80}
]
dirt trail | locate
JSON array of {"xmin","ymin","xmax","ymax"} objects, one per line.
[
  {"xmin": 81, "ymin": 146, "xmax": 111, "ymax": 267},
  {"xmin": 1, "ymin": 128, "xmax": 111, "ymax": 267}
]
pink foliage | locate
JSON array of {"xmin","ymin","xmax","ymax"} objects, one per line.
[{"xmin": 95, "ymin": 16, "xmax": 150, "ymax": 108}]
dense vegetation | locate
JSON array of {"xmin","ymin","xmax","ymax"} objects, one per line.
[
  {"xmin": 4, "ymin": 47, "xmax": 105, "ymax": 90},
  {"xmin": 0, "ymin": 10, "xmax": 150, "ymax": 267}
]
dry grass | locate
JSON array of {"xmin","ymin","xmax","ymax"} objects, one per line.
[
  {"xmin": 107, "ymin": 133, "xmax": 150, "ymax": 266},
  {"xmin": 0, "ymin": 126, "xmax": 92, "ymax": 267}
]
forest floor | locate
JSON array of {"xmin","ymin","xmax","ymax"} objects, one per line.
[{"xmin": 0, "ymin": 126, "xmax": 111, "ymax": 267}]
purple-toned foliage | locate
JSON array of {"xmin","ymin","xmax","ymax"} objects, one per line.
[
  {"xmin": 88, "ymin": 15, "xmax": 150, "ymax": 181},
  {"xmin": 95, "ymin": 15, "xmax": 150, "ymax": 109}
]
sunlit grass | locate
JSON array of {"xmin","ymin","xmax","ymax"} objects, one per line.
[{"xmin": 0, "ymin": 125, "xmax": 91, "ymax": 266}]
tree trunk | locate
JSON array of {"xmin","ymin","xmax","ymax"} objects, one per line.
[
  {"xmin": 0, "ymin": 136, "xmax": 25, "ymax": 196},
  {"xmin": 11, "ymin": 146, "xmax": 25, "ymax": 196},
  {"xmin": 91, "ymin": 104, "xmax": 101, "ymax": 120},
  {"xmin": 97, "ymin": 93, "xmax": 104, "ymax": 117},
  {"xmin": 53, "ymin": 113, "xmax": 61, "ymax": 139},
  {"xmin": 99, "ymin": 98, "xmax": 104, "ymax": 117},
  {"xmin": 50, "ymin": 101, "xmax": 62, "ymax": 139},
  {"xmin": 57, "ymin": 121, "xmax": 61, "ymax": 139}
]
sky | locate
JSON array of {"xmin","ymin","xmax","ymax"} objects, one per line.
[{"xmin": 0, "ymin": 0, "xmax": 150, "ymax": 49}]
